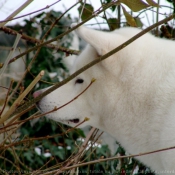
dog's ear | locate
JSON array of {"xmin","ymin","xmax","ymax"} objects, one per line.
[
  {"xmin": 73, "ymin": 25, "xmax": 110, "ymax": 56},
  {"xmin": 73, "ymin": 24, "xmax": 124, "ymax": 77}
]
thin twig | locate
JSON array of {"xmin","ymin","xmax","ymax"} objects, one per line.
[
  {"xmin": 81, "ymin": 130, "xmax": 104, "ymax": 163},
  {"xmin": 0, "ymin": 110, "xmax": 38, "ymax": 147},
  {"xmin": 54, "ymin": 129, "xmax": 103, "ymax": 175},
  {"xmin": 0, "ymin": 0, "xmax": 61, "ymax": 24},
  {"xmin": 0, "ymin": 0, "xmax": 34, "ymax": 27},
  {"xmin": 32, "ymin": 157, "xmax": 54, "ymax": 175},
  {"xmin": 0, "ymin": 155, "xmax": 20, "ymax": 171},
  {"xmin": 0, "ymin": 71, "xmax": 45, "ymax": 124},
  {"xmin": 42, "ymin": 1, "xmax": 79, "ymax": 40},
  {"xmin": 0, "ymin": 27, "xmax": 79, "ymax": 55},
  {"xmin": 0, "ymin": 80, "xmax": 13, "ymax": 116},
  {"xmin": 0, "ymin": 105, "xmax": 36, "ymax": 132},
  {"xmin": 68, "ymin": 127, "xmax": 96, "ymax": 175},
  {"xmin": 0, "ymin": 118, "xmax": 88, "ymax": 150}
]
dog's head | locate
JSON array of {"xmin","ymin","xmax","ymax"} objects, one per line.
[
  {"xmin": 33, "ymin": 44, "xmax": 106, "ymax": 128},
  {"xmin": 33, "ymin": 25, "xmax": 136, "ymax": 128}
]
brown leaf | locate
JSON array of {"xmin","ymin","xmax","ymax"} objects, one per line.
[
  {"xmin": 120, "ymin": 0, "xmax": 150, "ymax": 12},
  {"xmin": 134, "ymin": 17, "xmax": 143, "ymax": 27},
  {"xmin": 122, "ymin": 6, "xmax": 137, "ymax": 27},
  {"xmin": 78, "ymin": 3, "xmax": 94, "ymax": 21}
]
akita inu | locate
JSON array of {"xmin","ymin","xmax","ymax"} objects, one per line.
[{"xmin": 34, "ymin": 25, "xmax": 175, "ymax": 173}]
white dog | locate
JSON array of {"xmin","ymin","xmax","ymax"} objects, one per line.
[{"xmin": 33, "ymin": 25, "xmax": 175, "ymax": 173}]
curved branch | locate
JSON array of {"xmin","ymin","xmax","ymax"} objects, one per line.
[{"xmin": 0, "ymin": 26, "xmax": 79, "ymax": 56}]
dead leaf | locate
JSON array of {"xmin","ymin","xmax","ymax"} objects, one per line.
[
  {"xmin": 146, "ymin": 0, "xmax": 160, "ymax": 7},
  {"xmin": 122, "ymin": 6, "xmax": 137, "ymax": 27},
  {"xmin": 120, "ymin": 0, "xmax": 150, "ymax": 12},
  {"xmin": 107, "ymin": 18, "xmax": 119, "ymax": 30}
]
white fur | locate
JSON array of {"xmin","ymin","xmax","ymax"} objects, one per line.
[{"xmin": 34, "ymin": 26, "xmax": 175, "ymax": 173}]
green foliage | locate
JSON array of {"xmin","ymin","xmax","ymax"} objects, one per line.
[
  {"xmin": 107, "ymin": 18, "xmax": 120, "ymax": 30},
  {"xmin": 104, "ymin": 0, "xmax": 118, "ymax": 12},
  {"xmin": 78, "ymin": 3, "xmax": 94, "ymax": 21}
]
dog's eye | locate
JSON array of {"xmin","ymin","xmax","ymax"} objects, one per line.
[{"xmin": 75, "ymin": 78, "xmax": 84, "ymax": 84}]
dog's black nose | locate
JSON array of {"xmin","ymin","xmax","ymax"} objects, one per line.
[
  {"xmin": 33, "ymin": 90, "xmax": 42, "ymax": 109},
  {"xmin": 70, "ymin": 119, "xmax": 80, "ymax": 123},
  {"xmin": 33, "ymin": 90, "xmax": 41, "ymax": 98}
]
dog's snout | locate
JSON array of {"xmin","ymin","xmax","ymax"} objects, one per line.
[
  {"xmin": 33, "ymin": 90, "xmax": 42, "ymax": 110},
  {"xmin": 33, "ymin": 90, "xmax": 42, "ymax": 98}
]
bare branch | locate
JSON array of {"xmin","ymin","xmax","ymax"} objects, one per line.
[
  {"xmin": 0, "ymin": 0, "xmax": 34, "ymax": 27},
  {"xmin": 0, "ymin": 26, "xmax": 79, "ymax": 56},
  {"xmin": 0, "ymin": 0, "xmax": 61, "ymax": 24},
  {"xmin": 0, "ymin": 71, "xmax": 45, "ymax": 124}
]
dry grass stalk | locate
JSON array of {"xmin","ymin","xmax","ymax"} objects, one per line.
[{"xmin": 0, "ymin": 71, "xmax": 44, "ymax": 124}]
